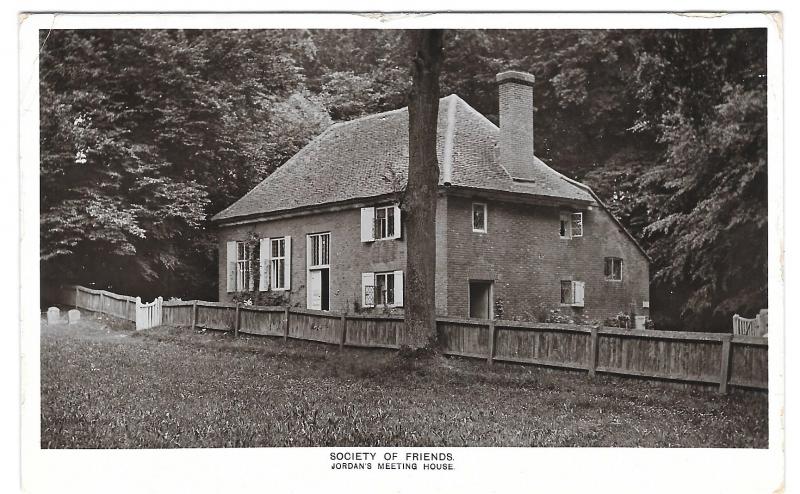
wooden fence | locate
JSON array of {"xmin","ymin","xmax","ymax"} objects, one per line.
[{"xmin": 56, "ymin": 285, "xmax": 768, "ymax": 394}]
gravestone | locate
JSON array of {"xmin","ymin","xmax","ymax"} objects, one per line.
[
  {"xmin": 46, "ymin": 307, "xmax": 60, "ymax": 325},
  {"xmin": 68, "ymin": 309, "xmax": 80, "ymax": 325}
]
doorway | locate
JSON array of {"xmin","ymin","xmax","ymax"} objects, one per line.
[
  {"xmin": 307, "ymin": 268, "xmax": 330, "ymax": 311},
  {"xmin": 469, "ymin": 281, "xmax": 493, "ymax": 319}
]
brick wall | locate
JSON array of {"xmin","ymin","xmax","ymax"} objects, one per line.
[
  {"xmin": 218, "ymin": 193, "xmax": 649, "ymax": 323},
  {"xmin": 445, "ymin": 195, "xmax": 650, "ymax": 323},
  {"xmin": 218, "ymin": 205, "xmax": 406, "ymax": 313}
]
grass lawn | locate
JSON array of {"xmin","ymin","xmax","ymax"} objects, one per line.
[{"xmin": 40, "ymin": 312, "xmax": 768, "ymax": 448}]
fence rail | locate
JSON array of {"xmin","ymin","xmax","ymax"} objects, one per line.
[{"xmin": 54, "ymin": 285, "xmax": 768, "ymax": 393}]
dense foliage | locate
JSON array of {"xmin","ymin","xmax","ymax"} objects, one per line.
[{"xmin": 40, "ymin": 29, "xmax": 767, "ymax": 330}]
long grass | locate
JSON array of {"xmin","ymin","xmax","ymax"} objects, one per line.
[{"xmin": 40, "ymin": 313, "xmax": 768, "ymax": 448}]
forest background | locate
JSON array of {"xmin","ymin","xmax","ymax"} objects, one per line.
[{"xmin": 39, "ymin": 29, "xmax": 767, "ymax": 331}]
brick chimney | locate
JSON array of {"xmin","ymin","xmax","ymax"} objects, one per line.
[{"xmin": 496, "ymin": 70, "xmax": 537, "ymax": 182}]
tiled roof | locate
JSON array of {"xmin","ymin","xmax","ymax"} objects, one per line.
[{"xmin": 212, "ymin": 95, "xmax": 594, "ymax": 222}]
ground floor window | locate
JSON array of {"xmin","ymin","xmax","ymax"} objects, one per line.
[
  {"xmin": 560, "ymin": 280, "xmax": 585, "ymax": 307},
  {"xmin": 270, "ymin": 237, "xmax": 287, "ymax": 289},
  {"xmin": 236, "ymin": 241, "xmax": 251, "ymax": 291},
  {"xmin": 375, "ymin": 272, "xmax": 395, "ymax": 306}
]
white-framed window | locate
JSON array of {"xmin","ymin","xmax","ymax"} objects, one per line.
[
  {"xmin": 604, "ymin": 257, "xmax": 623, "ymax": 281},
  {"xmin": 375, "ymin": 272, "xmax": 395, "ymax": 306},
  {"xmin": 375, "ymin": 206, "xmax": 396, "ymax": 240},
  {"xmin": 361, "ymin": 270, "xmax": 404, "ymax": 308},
  {"xmin": 472, "ymin": 202, "xmax": 487, "ymax": 233},
  {"xmin": 225, "ymin": 240, "xmax": 253, "ymax": 292},
  {"xmin": 361, "ymin": 204, "xmax": 401, "ymax": 242},
  {"xmin": 308, "ymin": 232, "xmax": 330, "ymax": 268},
  {"xmin": 559, "ymin": 211, "xmax": 584, "ymax": 239},
  {"xmin": 560, "ymin": 280, "xmax": 585, "ymax": 307},
  {"xmin": 270, "ymin": 237, "xmax": 287, "ymax": 289},
  {"xmin": 259, "ymin": 236, "xmax": 292, "ymax": 292}
]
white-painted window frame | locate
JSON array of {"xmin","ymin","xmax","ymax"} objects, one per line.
[
  {"xmin": 374, "ymin": 271, "xmax": 395, "ymax": 306},
  {"xmin": 307, "ymin": 232, "xmax": 331, "ymax": 269},
  {"xmin": 560, "ymin": 279, "xmax": 585, "ymax": 307},
  {"xmin": 472, "ymin": 202, "xmax": 488, "ymax": 233},
  {"xmin": 559, "ymin": 211, "xmax": 584, "ymax": 239},
  {"xmin": 374, "ymin": 205, "xmax": 395, "ymax": 240},
  {"xmin": 604, "ymin": 257, "xmax": 623, "ymax": 282},
  {"xmin": 270, "ymin": 237, "xmax": 287, "ymax": 290},
  {"xmin": 235, "ymin": 241, "xmax": 252, "ymax": 292}
]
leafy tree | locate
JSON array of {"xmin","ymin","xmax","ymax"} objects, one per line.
[{"xmin": 40, "ymin": 28, "xmax": 768, "ymax": 332}]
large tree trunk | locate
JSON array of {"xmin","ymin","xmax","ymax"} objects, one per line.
[{"xmin": 403, "ymin": 30, "xmax": 444, "ymax": 349}]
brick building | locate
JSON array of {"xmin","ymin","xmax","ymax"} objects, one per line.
[{"xmin": 212, "ymin": 71, "xmax": 650, "ymax": 323}]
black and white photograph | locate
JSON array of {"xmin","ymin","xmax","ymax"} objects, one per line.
[{"xmin": 17, "ymin": 10, "xmax": 784, "ymax": 494}]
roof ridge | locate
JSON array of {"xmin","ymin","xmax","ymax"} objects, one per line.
[
  {"xmin": 326, "ymin": 95, "xmax": 459, "ymax": 130},
  {"xmin": 452, "ymin": 94, "xmax": 499, "ymax": 130}
]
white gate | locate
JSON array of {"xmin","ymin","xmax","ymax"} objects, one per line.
[{"xmin": 136, "ymin": 296, "xmax": 163, "ymax": 330}]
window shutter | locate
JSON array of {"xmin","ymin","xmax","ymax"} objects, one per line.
[
  {"xmin": 604, "ymin": 258, "xmax": 611, "ymax": 277},
  {"xmin": 393, "ymin": 270, "xmax": 404, "ymax": 307},
  {"xmin": 362, "ymin": 272, "xmax": 375, "ymax": 308},
  {"xmin": 573, "ymin": 281, "xmax": 585, "ymax": 307},
  {"xmin": 393, "ymin": 205, "xmax": 402, "ymax": 239},
  {"xmin": 284, "ymin": 236, "xmax": 292, "ymax": 289},
  {"xmin": 226, "ymin": 241, "xmax": 237, "ymax": 292},
  {"xmin": 259, "ymin": 238, "xmax": 270, "ymax": 291},
  {"xmin": 361, "ymin": 207, "xmax": 375, "ymax": 242}
]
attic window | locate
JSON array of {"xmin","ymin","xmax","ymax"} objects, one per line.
[
  {"xmin": 560, "ymin": 212, "xmax": 584, "ymax": 239},
  {"xmin": 604, "ymin": 257, "xmax": 623, "ymax": 281}
]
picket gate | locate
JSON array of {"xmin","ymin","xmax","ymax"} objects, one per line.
[{"xmin": 136, "ymin": 296, "xmax": 163, "ymax": 330}]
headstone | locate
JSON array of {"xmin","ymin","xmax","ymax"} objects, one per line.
[
  {"xmin": 46, "ymin": 307, "xmax": 60, "ymax": 325},
  {"xmin": 68, "ymin": 309, "xmax": 81, "ymax": 325}
]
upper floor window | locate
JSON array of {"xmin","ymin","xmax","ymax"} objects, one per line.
[
  {"xmin": 308, "ymin": 232, "xmax": 330, "ymax": 268},
  {"xmin": 604, "ymin": 257, "xmax": 623, "ymax": 281},
  {"xmin": 560, "ymin": 212, "xmax": 583, "ymax": 239},
  {"xmin": 361, "ymin": 205, "xmax": 401, "ymax": 242},
  {"xmin": 473, "ymin": 203, "xmax": 487, "ymax": 233},
  {"xmin": 375, "ymin": 206, "xmax": 395, "ymax": 240}
]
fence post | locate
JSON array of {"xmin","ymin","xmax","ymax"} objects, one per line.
[
  {"xmin": 191, "ymin": 301, "xmax": 198, "ymax": 330},
  {"xmin": 234, "ymin": 303, "xmax": 241, "ymax": 338},
  {"xmin": 99, "ymin": 291, "xmax": 104, "ymax": 315},
  {"xmin": 588, "ymin": 327, "xmax": 599, "ymax": 377},
  {"xmin": 718, "ymin": 334, "xmax": 732, "ymax": 394},
  {"xmin": 283, "ymin": 307, "xmax": 290, "ymax": 341},
  {"xmin": 75, "ymin": 286, "xmax": 79, "ymax": 309},
  {"xmin": 339, "ymin": 314, "xmax": 347, "ymax": 350},
  {"xmin": 134, "ymin": 296, "xmax": 141, "ymax": 330},
  {"xmin": 487, "ymin": 320, "xmax": 496, "ymax": 365}
]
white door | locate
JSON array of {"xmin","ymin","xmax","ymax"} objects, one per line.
[{"xmin": 308, "ymin": 270, "xmax": 322, "ymax": 310}]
